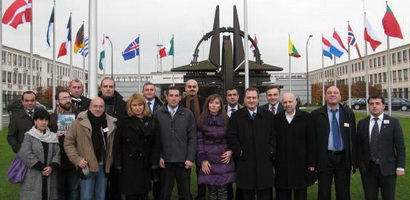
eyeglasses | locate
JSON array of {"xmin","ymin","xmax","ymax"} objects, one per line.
[{"xmin": 59, "ymin": 96, "xmax": 72, "ymax": 101}]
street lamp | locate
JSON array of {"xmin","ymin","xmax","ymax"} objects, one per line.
[
  {"xmin": 105, "ymin": 36, "xmax": 114, "ymax": 79},
  {"xmin": 306, "ymin": 35, "xmax": 313, "ymax": 106}
]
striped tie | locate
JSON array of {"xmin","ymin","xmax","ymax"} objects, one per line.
[{"xmin": 370, "ymin": 118, "xmax": 380, "ymax": 162}]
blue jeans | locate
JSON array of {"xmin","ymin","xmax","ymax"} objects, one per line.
[
  {"xmin": 57, "ymin": 168, "xmax": 80, "ymax": 200},
  {"xmin": 79, "ymin": 165, "xmax": 107, "ymax": 200}
]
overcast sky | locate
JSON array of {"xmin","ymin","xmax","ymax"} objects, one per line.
[{"xmin": 3, "ymin": 0, "xmax": 410, "ymax": 75}]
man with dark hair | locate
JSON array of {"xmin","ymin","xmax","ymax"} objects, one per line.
[
  {"xmin": 69, "ymin": 79, "xmax": 91, "ymax": 116},
  {"xmin": 357, "ymin": 95, "xmax": 406, "ymax": 200},
  {"xmin": 7, "ymin": 91, "xmax": 39, "ymax": 153},
  {"xmin": 224, "ymin": 88, "xmax": 243, "ymax": 118},
  {"xmin": 49, "ymin": 90, "xmax": 79, "ymax": 200},
  {"xmin": 142, "ymin": 82, "xmax": 163, "ymax": 200},
  {"xmin": 98, "ymin": 77, "xmax": 126, "ymax": 200},
  {"xmin": 260, "ymin": 85, "xmax": 283, "ymax": 115},
  {"xmin": 311, "ymin": 86, "xmax": 357, "ymax": 200},
  {"xmin": 152, "ymin": 86, "xmax": 197, "ymax": 200},
  {"xmin": 227, "ymin": 87, "xmax": 275, "ymax": 200}
]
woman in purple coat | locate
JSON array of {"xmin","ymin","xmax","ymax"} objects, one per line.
[{"xmin": 197, "ymin": 94, "xmax": 236, "ymax": 200}]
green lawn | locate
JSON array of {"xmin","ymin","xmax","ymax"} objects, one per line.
[{"xmin": 1, "ymin": 113, "xmax": 409, "ymax": 199}]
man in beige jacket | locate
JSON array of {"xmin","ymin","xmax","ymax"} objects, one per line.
[{"xmin": 64, "ymin": 97, "xmax": 117, "ymax": 200}]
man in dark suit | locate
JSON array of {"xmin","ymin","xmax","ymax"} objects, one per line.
[
  {"xmin": 69, "ymin": 79, "xmax": 91, "ymax": 117},
  {"xmin": 227, "ymin": 87, "xmax": 275, "ymax": 200},
  {"xmin": 224, "ymin": 88, "xmax": 243, "ymax": 118},
  {"xmin": 260, "ymin": 85, "xmax": 283, "ymax": 115},
  {"xmin": 143, "ymin": 82, "xmax": 163, "ymax": 113},
  {"xmin": 357, "ymin": 95, "xmax": 406, "ymax": 200},
  {"xmin": 7, "ymin": 91, "xmax": 38, "ymax": 153},
  {"xmin": 311, "ymin": 86, "xmax": 357, "ymax": 200},
  {"xmin": 142, "ymin": 82, "xmax": 163, "ymax": 200}
]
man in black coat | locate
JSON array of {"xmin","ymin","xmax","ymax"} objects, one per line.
[
  {"xmin": 227, "ymin": 87, "xmax": 275, "ymax": 200},
  {"xmin": 311, "ymin": 86, "xmax": 357, "ymax": 200},
  {"xmin": 69, "ymin": 79, "xmax": 91, "ymax": 117},
  {"xmin": 7, "ymin": 91, "xmax": 38, "ymax": 153},
  {"xmin": 98, "ymin": 77, "xmax": 127, "ymax": 200},
  {"xmin": 357, "ymin": 95, "xmax": 406, "ymax": 200},
  {"xmin": 273, "ymin": 93, "xmax": 316, "ymax": 200},
  {"xmin": 260, "ymin": 85, "xmax": 283, "ymax": 115}
]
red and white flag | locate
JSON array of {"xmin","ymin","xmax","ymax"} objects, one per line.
[
  {"xmin": 2, "ymin": 0, "xmax": 32, "ymax": 29},
  {"xmin": 57, "ymin": 16, "xmax": 72, "ymax": 58},
  {"xmin": 364, "ymin": 17, "xmax": 382, "ymax": 51}
]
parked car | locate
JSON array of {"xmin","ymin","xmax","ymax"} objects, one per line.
[
  {"xmin": 7, "ymin": 99, "xmax": 46, "ymax": 115},
  {"xmin": 341, "ymin": 98, "xmax": 366, "ymax": 110},
  {"xmin": 385, "ymin": 98, "xmax": 410, "ymax": 111}
]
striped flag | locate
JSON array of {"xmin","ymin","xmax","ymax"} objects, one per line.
[
  {"xmin": 57, "ymin": 16, "xmax": 71, "ymax": 58},
  {"xmin": 364, "ymin": 16, "xmax": 382, "ymax": 51},
  {"xmin": 78, "ymin": 37, "xmax": 89, "ymax": 57},
  {"xmin": 46, "ymin": 7, "xmax": 54, "ymax": 49},
  {"xmin": 288, "ymin": 38, "xmax": 301, "ymax": 58},
  {"xmin": 322, "ymin": 36, "xmax": 333, "ymax": 60},
  {"xmin": 99, "ymin": 37, "xmax": 105, "ymax": 70},
  {"xmin": 2, "ymin": 0, "xmax": 32, "ymax": 29},
  {"xmin": 329, "ymin": 30, "xmax": 348, "ymax": 58}
]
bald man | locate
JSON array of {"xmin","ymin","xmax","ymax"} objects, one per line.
[
  {"xmin": 273, "ymin": 93, "xmax": 316, "ymax": 200},
  {"xmin": 311, "ymin": 86, "xmax": 358, "ymax": 200}
]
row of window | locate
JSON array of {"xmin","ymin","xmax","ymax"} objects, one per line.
[{"xmin": 2, "ymin": 51, "xmax": 42, "ymax": 71}]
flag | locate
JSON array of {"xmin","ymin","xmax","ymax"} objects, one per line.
[
  {"xmin": 364, "ymin": 17, "xmax": 382, "ymax": 51},
  {"xmin": 159, "ymin": 37, "xmax": 174, "ymax": 58},
  {"xmin": 288, "ymin": 38, "xmax": 301, "ymax": 58},
  {"xmin": 382, "ymin": 4, "xmax": 403, "ymax": 39},
  {"xmin": 348, "ymin": 24, "xmax": 362, "ymax": 60},
  {"xmin": 2, "ymin": 0, "xmax": 32, "ymax": 29},
  {"xmin": 78, "ymin": 37, "xmax": 89, "ymax": 57},
  {"xmin": 74, "ymin": 25, "xmax": 85, "ymax": 53},
  {"xmin": 329, "ymin": 30, "xmax": 348, "ymax": 58},
  {"xmin": 122, "ymin": 37, "xmax": 140, "ymax": 61},
  {"xmin": 46, "ymin": 7, "xmax": 54, "ymax": 48},
  {"xmin": 250, "ymin": 36, "xmax": 258, "ymax": 57},
  {"xmin": 99, "ymin": 37, "xmax": 105, "ymax": 70},
  {"xmin": 322, "ymin": 36, "xmax": 333, "ymax": 60},
  {"xmin": 57, "ymin": 16, "xmax": 71, "ymax": 58}
]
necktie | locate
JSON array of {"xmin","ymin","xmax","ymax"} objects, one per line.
[
  {"xmin": 252, "ymin": 112, "xmax": 256, "ymax": 119},
  {"xmin": 271, "ymin": 105, "xmax": 276, "ymax": 115},
  {"xmin": 370, "ymin": 118, "xmax": 380, "ymax": 162},
  {"xmin": 170, "ymin": 109, "xmax": 175, "ymax": 118},
  {"xmin": 230, "ymin": 108, "xmax": 236, "ymax": 113},
  {"xmin": 331, "ymin": 109, "xmax": 342, "ymax": 150},
  {"xmin": 28, "ymin": 110, "xmax": 33, "ymax": 119},
  {"xmin": 147, "ymin": 102, "xmax": 152, "ymax": 113},
  {"xmin": 190, "ymin": 99, "xmax": 195, "ymax": 113}
]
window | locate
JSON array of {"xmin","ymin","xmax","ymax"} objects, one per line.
[
  {"xmin": 403, "ymin": 50, "xmax": 408, "ymax": 62},
  {"xmin": 378, "ymin": 57, "xmax": 381, "ymax": 66},
  {"xmin": 383, "ymin": 72, "xmax": 386, "ymax": 83},
  {"xmin": 398, "ymin": 70, "xmax": 402, "ymax": 81},
  {"xmin": 392, "ymin": 71, "xmax": 397, "ymax": 82},
  {"xmin": 404, "ymin": 69, "xmax": 408, "ymax": 81},
  {"xmin": 392, "ymin": 53, "xmax": 396, "ymax": 64},
  {"xmin": 382, "ymin": 56, "xmax": 386, "ymax": 66}
]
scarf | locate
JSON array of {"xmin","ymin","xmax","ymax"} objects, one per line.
[
  {"xmin": 206, "ymin": 113, "xmax": 224, "ymax": 127},
  {"xmin": 186, "ymin": 96, "xmax": 201, "ymax": 119},
  {"xmin": 27, "ymin": 126, "xmax": 59, "ymax": 143},
  {"xmin": 87, "ymin": 111, "xmax": 108, "ymax": 163}
]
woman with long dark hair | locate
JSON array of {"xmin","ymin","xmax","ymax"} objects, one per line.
[{"xmin": 196, "ymin": 94, "xmax": 235, "ymax": 200}]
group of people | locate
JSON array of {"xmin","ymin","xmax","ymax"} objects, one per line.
[{"xmin": 7, "ymin": 77, "xmax": 406, "ymax": 200}]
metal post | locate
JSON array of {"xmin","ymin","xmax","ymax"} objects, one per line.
[{"xmin": 306, "ymin": 35, "xmax": 312, "ymax": 106}]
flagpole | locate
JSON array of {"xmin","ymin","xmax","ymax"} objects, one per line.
[
  {"xmin": 52, "ymin": 0, "xmax": 56, "ymax": 111},
  {"xmin": 82, "ymin": 22, "xmax": 86, "ymax": 91},
  {"xmin": 69, "ymin": 13, "xmax": 73, "ymax": 80},
  {"xmin": 88, "ymin": 0, "xmax": 98, "ymax": 98},
  {"xmin": 333, "ymin": 57, "xmax": 337, "ymax": 86},
  {"xmin": 386, "ymin": 35, "xmax": 392, "ymax": 116},
  {"xmin": 363, "ymin": 13, "xmax": 370, "ymax": 115},
  {"xmin": 0, "ymin": 1, "xmax": 3, "ymax": 130},
  {"xmin": 103, "ymin": 34, "xmax": 106, "ymax": 76},
  {"xmin": 347, "ymin": 22, "xmax": 352, "ymax": 109},
  {"xmin": 138, "ymin": 34, "xmax": 141, "ymax": 92},
  {"xmin": 288, "ymin": 35, "xmax": 292, "ymax": 93},
  {"xmin": 321, "ymin": 34, "xmax": 325, "ymax": 106},
  {"xmin": 30, "ymin": 0, "xmax": 33, "ymax": 91},
  {"xmin": 243, "ymin": 0, "xmax": 249, "ymax": 89},
  {"xmin": 172, "ymin": 34, "xmax": 175, "ymax": 86}
]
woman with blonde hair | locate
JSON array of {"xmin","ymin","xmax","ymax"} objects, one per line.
[
  {"xmin": 196, "ymin": 94, "xmax": 235, "ymax": 200},
  {"xmin": 114, "ymin": 93, "xmax": 154, "ymax": 200}
]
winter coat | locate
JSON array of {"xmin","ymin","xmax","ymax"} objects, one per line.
[
  {"xmin": 18, "ymin": 128, "xmax": 60, "ymax": 200},
  {"xmin": 273, "ymin": 110, "xmax": 316, "ymax": 189},
  {"xmin": 64, "ymin": 111, "xmax": 117, "ymax": 173},
  {"xmin": 7, "ymin": 110, "xmax": 35, "ymax": 153},
  {"xmin": 114, "ymin": 116, "xmax": 154, "ymax": 195},
  {"xmin": 196, "ymin": 114, "xmax": 235, "ymax": 186},
  {"xmin": 227, "ymin": 107, "xmax": 276, "ymax": 190}
]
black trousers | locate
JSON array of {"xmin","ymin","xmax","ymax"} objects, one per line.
[
  {"xmin": 161, "ymin": 164, "xmax": 192, "ymax": 200},
  {"xmin": 275, "ymin": 188, "xmax": 307, "ymax": 200},
  {"xmin": 125, "ymin": 193, "xmax": 148, "ymax": 200},
  {"xmin": 106, "ymin": 166, "xmax": 121, "ymax": 200},
  {"xmin": 195, "ymin": 163, "xmax": 207, "ymax": 200},
  {"xmin": 360, "ymin": 162, "xmax": 396, "ymax": 200},
  {"xmin": 152, "ymin": 168, "xmax": 161, "ymax": 200},
  {"xmin": 318, "ymin": 152, "xmax": 351, "ymax": 200},
  {"xmin": 241, "ymin": 188, "xmax": 272, "ymax": 200}
]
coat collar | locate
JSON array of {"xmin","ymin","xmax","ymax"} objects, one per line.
[{"xmin": 77, "ymin": 111, "xmax": 117, "ymax": 138}]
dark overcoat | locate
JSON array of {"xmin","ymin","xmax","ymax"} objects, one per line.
[
  {"xmin": 273, "ymin": 110, "xmax": 316, "ymax": 189},
  {"xmin": 227, "ymin": 107, "xmax": 275, "ymax": 190},
  {"xmin": 114, "ymin": 115, "xmax": 154, "ymax": 195}
]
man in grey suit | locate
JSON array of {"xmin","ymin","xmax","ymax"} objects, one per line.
[
  {"xmin": 357, "ymin": 95, "xmax": 406, "ymax": 200},
  {"xmin": 260, "ymin": 85, "xmax": 283, "ymax": 115}
]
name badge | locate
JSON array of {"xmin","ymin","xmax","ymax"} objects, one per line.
[
  {"xmin": 383, "ymin": 120, "xmax": 390, "ymax": 124},
  {"xmin": 103, "ymin": 128, "xmax": 109, "ymax": 132},
  {"xmin": 344, "ymin": 123, "xmax": 350, "ymax": 127}
]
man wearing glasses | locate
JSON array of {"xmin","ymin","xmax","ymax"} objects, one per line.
[{"xmin": 7, "ymin": 91, "xmax": 39, "ymax": 153}]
